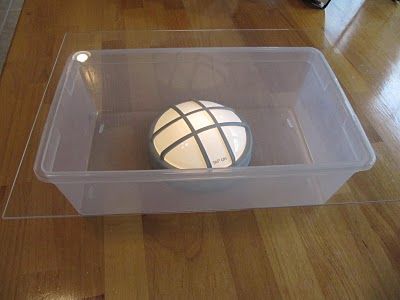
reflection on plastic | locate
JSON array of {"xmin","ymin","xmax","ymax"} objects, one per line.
[{"xmin": 73, "ymin": 51, "xmax": 91, "ymax": 63}]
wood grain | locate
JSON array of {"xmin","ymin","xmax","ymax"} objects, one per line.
[
  {"xmin": 104, "ymin": 216, "xmax": 148, "ymax": 299},
  {"xmin": 1, "ymin": 0, "xmax": 400, "ymax": 299}
]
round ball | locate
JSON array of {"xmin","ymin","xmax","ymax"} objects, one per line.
[{"xmin": 149, "ymin": 100, "xmax": 252, "ymax": 169}]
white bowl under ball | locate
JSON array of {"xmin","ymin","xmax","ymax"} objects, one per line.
[{"xmin": 149, "ymin": 100, "xmax": 253, "ymax": 169}]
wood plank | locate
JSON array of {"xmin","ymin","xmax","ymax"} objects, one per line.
[
  {"xmin": 104, "ymin": 216, "xmax": 149, "ymax": 300},
  {"xmin": 143, "ymin": 213, "xmax": 237, "ymax": 299}
]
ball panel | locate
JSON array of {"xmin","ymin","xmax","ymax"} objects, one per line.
[
  {"xmin": 210, "ymin": 109, "xmax": 241, "ymax": 123},
  {"xmin": 186, "ymin": 111, "xmax": 215, "ymax": 130},
  {"xmin": 164, "ymin": 137, "xmax": 206, "ymax": 169},
  {"xmin": 154, "ymin": 108, "xmax": 180, "ymax": 132},
  {"xmin": 175, "ymin": 101, "xmax": 201, "ymax": 114},
  {"xmin": 199, "ymin": 100, "xmax": 223, "ymax": 108},
  {"xmin": 222, "ymin": 126, "xmax": 247, "ymax": 161},
  {"xmin": 153, "ymin": 119, "xmax": 191, "ymax": 154},
  {"xmin": 198, "ymin": 128, "xmax": 232, "ymax": 168}
]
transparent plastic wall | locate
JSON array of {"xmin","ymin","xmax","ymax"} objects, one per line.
[{"xmin": 1, "ymin": 30, "xmax": 388, "ymax": 219}]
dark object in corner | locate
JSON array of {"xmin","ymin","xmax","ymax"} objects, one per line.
[
  {"xmin": 304, "ymin": 0, "xmax": 398, "ymax": 9},
  {"xmin": 304, "ymin": 0, "xmax": 332, "ymax": 9}
]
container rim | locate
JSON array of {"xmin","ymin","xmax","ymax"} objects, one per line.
[{"xmin": 34, "ymin": 159, "xmax": 375, "ymax": 184}]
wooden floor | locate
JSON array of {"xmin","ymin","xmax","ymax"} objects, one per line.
[{"xmin": 1, "ymin": 0, "xmax": 400, "ymax": 298}]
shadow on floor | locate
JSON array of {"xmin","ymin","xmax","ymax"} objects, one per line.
[{"xmin": 0, "ymin": 0, "xmax": 24, "ymax": 72}]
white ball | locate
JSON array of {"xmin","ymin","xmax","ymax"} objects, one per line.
[{"xmin": 149, "ymin": 100, "xmax": 252, "ymax": 169}]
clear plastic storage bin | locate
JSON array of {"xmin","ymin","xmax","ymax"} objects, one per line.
[{"xmin": 32, "ymin": 46, "xmax": 375, "ymax": 215}]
